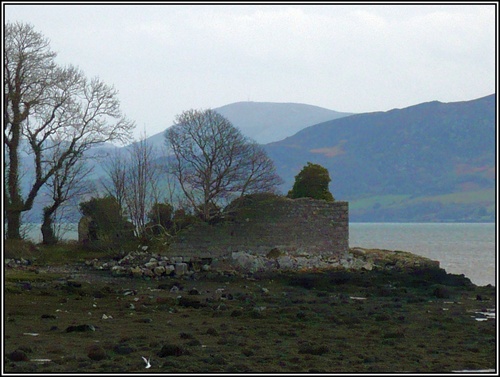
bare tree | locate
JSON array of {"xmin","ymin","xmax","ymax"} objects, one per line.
[
  {"xmin": 41, "ymin": 144, "xmax": 94, "ymax": 244},
  {"xmin": 100, "ymin": 148, "xmax": 128, "ymax": 217},
  {"xmin": 123, "ymin": 136, "xmax": 163, "ymax": 239},
  {"xmin": 165, "ymin": 109, "xmax": 282, "ymax": 221},
  {"xmin": 239, "ymin": 141, "xmax": 283, "ymax": 195},
  {"xmin": 4, "ymin": 22, "xmax": 134, "ymax": 239},
  {"xmin": 101, "ymin": 134, "xmax": 164, "ymax": 240}
]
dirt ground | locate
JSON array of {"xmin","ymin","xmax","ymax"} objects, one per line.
[{"xmin": 4, "ymin": 261, "xmax": 496, "ymax": 374}]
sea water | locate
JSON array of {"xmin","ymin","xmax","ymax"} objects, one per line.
[
  {"xmin": 21, "ymin": 222, "xmax": 496, "ymax": 287},
  {"xmin": 349, "ymin": 223, "xmax": 496, "ymax": 287}
]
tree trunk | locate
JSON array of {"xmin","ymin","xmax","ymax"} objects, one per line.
[
  {"xmin": 41, "ymin": 206, "xmax": 58, "ymax": 245},
  {"xmin": 6, "ymin": 112, "xmax": 23, "ymax": 240},
  {"xmin": 6, "ymin": 210, "xmax": 22, "ymax": 240}
]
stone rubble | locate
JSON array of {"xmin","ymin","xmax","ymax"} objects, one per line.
[
  {"xmin": 82, "ymin": 247, "xmax": 214, "ymax": 278},
  {"xmin": 5, "ymin": 244, "xmax": 441, "ymax": 279}
]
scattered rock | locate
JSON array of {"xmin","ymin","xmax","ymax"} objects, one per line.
[
  {"xmin": 66, "ymin": 324, "xmax": 96, "ymax": 333},
  {"xmin": 175, "ymin": 263, "xmax": 188, "ymax": 276},
  {"xmin": 8, "ymin": 349, "xmax": 29, "ymax": 362},
  {"xmin": 113, "ymin": 344, "xmax": 136, "ymax": 355},
  {"xmin": 87, "ymin": 345, "xmax": 107, "ymax": 361},
  {"xmin": 130, "ymin": 266, "xmax": 143, "ymax": 277},
  {"xmin": 157, "ymin": 344, "xmax": 187, "ymax": 357},
  {"xmin": 154, "ymin": 266, "xmax": 166, "ymax": 276},
  {"xmin": 170, "ymin": 285, "xmax": 180, "ymax": 293},
  {"xmin": 188, "ymin": 287, "xmax": 200, "ymax": 295}
]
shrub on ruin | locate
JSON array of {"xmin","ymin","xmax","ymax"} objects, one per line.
[
  {"xmin": 287, "ymin": 162, "xmax": 334, "ymax": 201},
  {"xmin": 79, "ymin": 196, "xmax": 134, "ymax": 247}
]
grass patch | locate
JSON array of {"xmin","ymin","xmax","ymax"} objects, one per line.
[{"xmin": 4, "ymin": 239, "xmax": 127, "ymax": 266}]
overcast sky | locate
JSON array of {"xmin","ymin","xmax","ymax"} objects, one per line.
[{"xmin": 4, "ymin": 2, "xmax": 497, "ymax": 141}]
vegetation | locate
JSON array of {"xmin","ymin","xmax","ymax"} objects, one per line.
[
  {"xmin": 287, "ymin": 162, "xmax": 334, "ymax": 201},
  {"xmin": 146, "ymin": 202, "xmax": 174, "ymax": 236},
  {"xmin": 4, "ymin": 21, "xmax": 133, "ymax": 241},
  {"xmin": 79, "ymin": 196, "xmax": 134, "ymax": 247}
]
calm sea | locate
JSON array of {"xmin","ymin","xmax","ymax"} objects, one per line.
[
  {"xmin": 349, "ymin": 223, "xmax": 496, "ymax": 287},
  {"xmin": 23, "ymin": 222, "xmax": 496, "ymax": 287}
]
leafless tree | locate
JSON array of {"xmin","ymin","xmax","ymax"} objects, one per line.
[
  {"xmin": 165, "ymin": 109, "xmax": 283, "ymax": 221},
  {"xmin": 41, "ymin": 143, "xmax": 94, "ymax": 244},
  {"xmin": 4, "ymin": 22, "xmax": 134, "ymax": 239},
  {"xmin": 101, "ymin": 134, "xmax": 164, "ymax": 239},
  {"xmin": 239, "ymin": 141, "xmax": 283, "ymax": 195},
  {"xmin": 123, "ymin": 136, "xmax": 163, "ymax": 239},
  {"xmin": 100, "ymin": 148, "xmax": 128, "ymax": 217}
]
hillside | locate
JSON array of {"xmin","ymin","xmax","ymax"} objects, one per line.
[{"xmin": 265, "ymin": 94, "xmax": 496, "ymax": 222}]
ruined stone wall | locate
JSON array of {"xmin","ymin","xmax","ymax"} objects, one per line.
[{"xmin": 167, "ymin": 195, "xmax": 349, "ymax": 262}]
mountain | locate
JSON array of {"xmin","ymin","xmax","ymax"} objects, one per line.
[
  {"xmin": 140, "ymin": 101, "xmax": 352, "ymax": 149},
  {"xmin": 264, "ymin": 94, "xmax": 496, "ymax": 222},
  {"xmin": 215, "ymin": 101, "xmax": 353, "ymax": 143}
]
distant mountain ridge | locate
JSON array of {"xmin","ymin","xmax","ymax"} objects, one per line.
[
  {"xmin": 140, "ymin": 101, "xmax": 352, "ymax": 149},
  {"xmin": 265, "ymin": 94, "xmax": 496, "ymax": 222},
  {"xmin": 215, "ymin": 101, "xmax": 353, "ymax": 143}
]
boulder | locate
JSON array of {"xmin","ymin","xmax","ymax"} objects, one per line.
[
  {"xmin": 154, "ymin": 266, "xmax": 166, "ymax": 276},
  {"xmin": 175, "ymin": 263, "xmax": 188, "ymax": 276},
  {"xmin": 130, "ymin": 266, "xmax": 143, "ymax": 277}
]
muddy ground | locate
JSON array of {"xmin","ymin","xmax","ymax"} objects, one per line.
[{"xmin": 4, "ymin": 256, "xmax": 496, "ymax": 373}]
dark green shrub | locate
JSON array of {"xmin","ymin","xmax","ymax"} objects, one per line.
[
  {"xmin": 287, "ymin": 162, "xmax": 334, "ymax": 201},
  {"xmin": 172, "ymin": 208, "xmax": 199, "ymax": 231},
  {"xmin": 157, "ymin": 344, "xmax": 188, "ymax": 357},
  {"xmin": 79, "ymin": 196, "xmax": 134, "ymax": 248},
  {"xmin": 146, "ymin": 202, "xmax": 174, "ymax": 235}
]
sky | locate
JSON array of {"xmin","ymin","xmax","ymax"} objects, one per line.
[{"xmin": 4, "ymin": 2, "xmax": 497, "ymax": 142}]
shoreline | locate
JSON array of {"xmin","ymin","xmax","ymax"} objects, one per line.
[{"xmin": 5, "ymin": 248, "xmax": 496, "ymax": 373}]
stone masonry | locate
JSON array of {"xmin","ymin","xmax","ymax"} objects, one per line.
[{"xmin": 167, "ymin": 194, "xmax": 349, "ymax": 265}]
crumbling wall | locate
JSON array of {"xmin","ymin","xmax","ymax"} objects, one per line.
[{"xmin": 167, "ymin": 195, "xmax": 349, "ymax": 263}]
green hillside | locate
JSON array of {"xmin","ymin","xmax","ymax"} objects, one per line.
[{"xmin": 265, "ymin": 94, "xmax": 496, "ymax": 222}]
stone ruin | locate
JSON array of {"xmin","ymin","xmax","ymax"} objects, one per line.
[
  {"xmin": 79, "ymin": 194, "xmax": 350, "ymax": 276},
  {"xmin": 167, "ymin": 194, "xmax": 349, "ymax": 273}
]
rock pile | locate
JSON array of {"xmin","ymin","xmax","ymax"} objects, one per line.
[
  {"xmin": 5, "ymin": 258, "xmax": 33, "ymax": 268},
  {"xmin": 84, "ymin": 247, "xmax": 213, "ymax": 278}
]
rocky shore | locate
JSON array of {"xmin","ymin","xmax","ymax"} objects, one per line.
[
  {"xmin": 4, "ymin": 244, "xmax": 495, "ymax": 373},
  {"xmin": 8, "ymin": 246, "xmax": 441, "ymax": 280}
]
